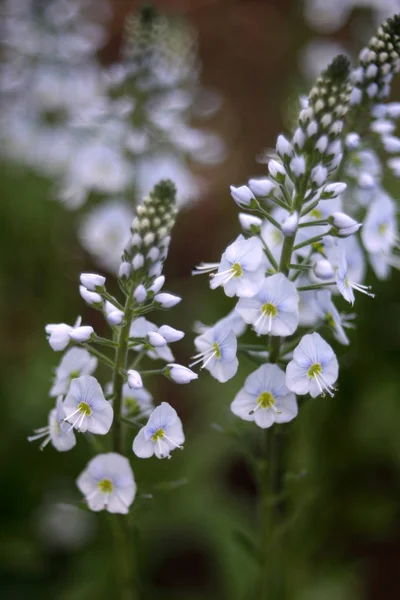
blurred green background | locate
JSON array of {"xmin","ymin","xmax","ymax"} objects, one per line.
[{"xmin": 1, "ymin": 1, "xmax": 400, "ymax": 599}]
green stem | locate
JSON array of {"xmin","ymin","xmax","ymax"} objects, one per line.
[
  {"xmin": 83, "ymin": 344, "xmax": 116, "ymax": 369},
  {"xmin": 297, "ymin": 281, "xmax": 336, "ymax": 292},
  {"xmin": 260, "ymin": 237, "xmax": 279, "ymax": 271}
]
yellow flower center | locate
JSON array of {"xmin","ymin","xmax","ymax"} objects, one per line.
[
  {"xmin": 310, "ymin": 209, "xmax": 322, "ymax": 219},
  {"xmin": 78, "ymin": 402, "xmax": 92, "ymax": 416},
  {"xmin": 257, "ymin": 391, "xmax": 275, "ymax": 409},
  {"xmin": 261, "ymin": 303, "xmax": 278, "ymax": 317},
  {"xmin": 152, "ymin": 428, "xmax": 165, "ymax": 442},
  {"xmin": 325, "ymin": 312, "xmax": 335, "ymax": 329},
  {"xmin": 378, "ymin": 223, "xmax": 387, "ymax": 235},
  {"xmin": 231, "ymin": 262, "xmax": 243, "ymax": 278},
  {"xmin": 308, "ymin": 363, "xmax": 322, "ymax": 379},
  {"xmin": 98, "ymin": 479, "xmax": 114, "ymax": 494},
  {"xmin": 212, "ymin": 342, "xmax": 221, "ymax": 358}
]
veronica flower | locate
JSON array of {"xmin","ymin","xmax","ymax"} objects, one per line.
[
  {"xmin": 314, "ymin": 291, "xmax": 349, "ymax": 345},
  {"xmin": 191, "ymin": 322, "xmax": 238, "ymax": 382},
  {"xmin": 50, "ymin": 348, "xmax": 97, "ymax": 397},
  {"xmin": 206, "ymin": 235, "xmax": 266, "ymax": 297},
  {"xmin": 76, "ymin": 453, "xmax": 136, "ymax": 514},
  {"xmin": 45, "ymin": 316, "xmax": 81, "ymax": 351},
  {"xmin": 335, "ymin": 253, "xmax": 374, "ymax": 305},
  {"xmin": 121, "ymin": 383, "xmax": 154, "ymax": 418},
  {"xmin": 63, "ymin": 376, "xmax": 113, "ymax": 434},
  {"xmin": 129, "ymin": 317, "xmax": 174, "ymax": 362},
  {"xmin": 236, "ymin": 274, "xmax": 299, "ymax": 336},
  {"xmin": 28, "ymin": 398, "xmax": 76, "ymax": 452},
  {"xmin": 231, "ymin": 364, "xmax": 298, "ymax": 428},
  {"xmin": 286, "ymin": 332, "xmax": 338, "ymax": 398},
  {"xmin": 362, "ymin": 193, "xmax": 398, "ymax": 255},
  {"xmin": 133, "ymin": 402, "xmax": 184, "ymax": 459}
]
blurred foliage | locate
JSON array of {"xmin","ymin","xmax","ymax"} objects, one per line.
[{"xmin": 1, "ymin": 1, "xmax": 400, "ymax": 599}]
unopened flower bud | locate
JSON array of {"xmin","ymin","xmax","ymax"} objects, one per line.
[
  {"xmin": 268, "ymin": 159, "xmax": 286, "ymax": 183},
  {"xmin": 238, "ymin": 213, "xmax": 262, "ymax": 233},
  {"xmin": 345, "ymin": 133, "xmax": 360, "ymax": 149},
  {"xmin": 154, "ymin": 293, "xmax": 181, "ymax": 308},
  {"xmin": 230, "ymin": 185, "xmax": 256, "ymax": 208},
  {"xmin": 132, "ymin": 254, "xmax": 144, "ymax": 270},
  {"xmin": 127, "ymin": 369, "xmax": 143, "ymax": 390},
  {"xmin": 79, "ymin": 286, "xmax": 102, "ymax": 306},
  {"xmin": 311, "ymin": 165, "xmax": 328, "ymax": 187},
  {"xmin": 281, "ymin": 211, "xmax": 299, "ymax": 236},
  {"xmin": 320, "ymin": 182, "xmax": 347, "ymax": 199},
  {"xmin": 134, "ymin": 284, "xmax": 147, "ymax": 303},
  {"xmin": 69, "ymin": 326, "xmax": 94, "ymax": 343},
  {"xmin": 158, "ymin": 325, "xmax": 184, "ymax": 343},
  {"xmin": 313, "ymin": 259, "xmax": 335, "ymax": 280},
  {"xmin": 107, "ymin": 310, "xmax": 124, "ymax": 326},
  {"xmin": 290, "ymin": 155, "xmax": 306, "ymax": 177},
  {"xmin": 165, "ymin": 363, "xmax": 198, "ymax": 384},
  {"xmin": 248, "ymin": 178, "xmax": 275, "ymax": 197},
  {"xmin": 330, "ymin": 212, "xmax": 362, "ymax": 237},
  {"xmin": 80, "ymin": 273, "xmax": 105, "ymax": 291},
  {"xmin": 147, "ymin": 332, "xmax": 167, "ymax": 347},
  {"xmin": 149, "ymin": 275, "xmax": 165, "ymax": 294},
  {"xmin": 276, "ymin": 134, "xmax": 294, "ymax": 159},
  {"xmin": 119, "ymin": 262, "xmax": 132, "ymax": 279}
]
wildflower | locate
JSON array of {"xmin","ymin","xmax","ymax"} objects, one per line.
[
  {"xmin": 165, "ymin": 364, "xmax": 198, "ymax": 384},
  {"xmin": 231, "ymin": 364, "xmax": 298, "ymax": 428},
  {"xmin": 129, "ymin": 317, "xmax": 174, "ymax": 362},
  {"xmin": 46, "ymin": 317, "xmax": 83, "ymax": 352},
  {"xmin": 248, "ymin": 179, "xmax": 275, "ymax": 197},
  {"xmin": 286, "ymin": 332, "xmax": 338, "ymax": 398},
  {"xmin": 208, "ymin": 235, "xmax": 266, "ymax": 298},
  {"xmin": 335, "ymin": 253, "xmax": 374, "ymax": 305},
  {"xmin": 147, "ymin": 332, "xmax": 167, "ymax": 347},
  {"xmin": 362, "ymin": 193, "xmax": 398, "ymax": 255},
  {"xmin": 236, "ymin": 273, "xmax": 299, "ymax": 336},
  {"xmin": 230, "ymin": 185, "xmax": 256, "ymax": 208},
  {"xmin": 63, "ymin": 376, "xmax": 113, "ymax": 434},
  {"xmin": 79, "ymin": 274, "xmax": 106, "ymax": 291},
  {"xmin": 50, "ymin": 348, "xmax": 97, "ymax": 397},
  {"xmin": 330, "ymin": 212, "xmax": 362, "ymax": 237},
  {"xmin": 314, "ymin": 291, "xmax": 350, "ymax": 345},
  {"xmin": 79, "ymin": 286, "xmax": 102, "ymax": 306},
  {"xmin": 69, "ymin": 325, "xmax": 94, "ymax": 343},
  {"xmin": 281, "ymin": 211, "xmax": 299, "ymax": 236},
  {"xmin": 149, "ymin": 275, "xmax": 165, "ymax": 294},
  {"xmin": 76, "ymin": 453, "xmax": 136, "ymax": 514},
  {"xmin": 158, "ymin": 325, "xmax": 184, "ymax": 343},
  {"xmin": 192, "ymin": 322, "xmax": 238, "ymax": 383},
  {"xmin": 28, "ymin": 398, "xmax": 76, "ymax": 452},
  {"xmin": 320, "ymin": 182, "xmax": 347, "ymax": 199},
  {"xmin": 133, "ymin": 402, "xmax": 184, "ymax": 459},
  {"xmin": 121, "ymin": 383, "xmax": 154, "ymax": 418},
  {"xmin": 313, "ymin": 259, "xmax": 335, "ymax": 280},
  {"xmin": 276, "ymin": 134, "xmax": 294, "ymax": 159},
  {"xmin": 133, "ymin": 284, "xmax": 147, "ymax": 303},
  {"xmin": 127, "ymin": 370, "xmax": 143, "ymax": 390},
  {"xmin": 238, "ymin": 213, "xmax": 262, "ymax": 233},
  {"xmin": 154, "ymin": 293, "xmax": 182, "ymax": 308}
]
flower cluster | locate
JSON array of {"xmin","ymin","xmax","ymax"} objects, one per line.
[
  {"xmin": 1, "ymin": 2, "xmax": 224, "ymax": 272},
  {"xmin": 193, "ymin": 16, "xmax": 400, "ymax": 430},
  {"xmin": 30, "ymin": 180, "xmax": 197, "ymax": 514}
]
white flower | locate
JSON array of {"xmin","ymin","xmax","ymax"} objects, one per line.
[
  {"xmin": 236, "ymin": 274, "xmax": 299, "ymax": 336},
  {"xmin": 28, "ymin": 398, "xmax": 76, "ymax": 452},
  {"xmin": 158, "ymin": 325, "xmax": 184, "ymax": 343},
  {"xmin": 209, "ymin": 235, "xmax": 266, "ymax": 298},
  {"xmin": 314, "ymin": 291, "xmax": 349, "ymax": 345},
  {"xmin": 192, "ymin": 322, "xmax": 238, "ymax": 383},
  {"xmin": 248, "ymin": 178, "xmax": 275, "ymax": 197},
  {"xmin": 231, "ymin": 364, "xmax": 298, "ymax": 428},
  {"xmin": 79, "ymin": 273, "xmax": 105, "ymax": 291},
  {"xmin": 127, "ymin": 370, "xmax": 143, "ymax": 390},
  {"xmin": 133, "ymin": 403, "xmax": 184, "ymax": 459},
  {"xmin": 335, "ymin": 253, "xmax": 374, "ymax": 305},
  {"xmin": 69, "ymin": 326, "xmax": 94, "ymax": 343},
  {"xmin": 230, "ymin": 185, "xmax": 255, "ymax": 207},
  {"xmin": 165, "ymin": 364, "xmax": 198, "ymax": 384},
  {"xmin": 76, "ymin": 453, "xmax": 136, "ymax": 514},
  {"xmin": 330, "ymin": 212, "xmax": 362, "ymax": 237},
  {"xmin": 79, "ymin": 286, "xmax": 102, "ymax": 306},
  {"xmin": 63, "ymin": 376, "xmax": 113, "ymax": 434},
  {"xmin": 50, "ymin": 348, "xmax": 97, "ymax": 397},
  {"xmin": 154, "ymin": 293, "xmax": 181, "ymax": 308},
  {"xmin": 129, "ymin": 317, "xmax": 174, "ymax": 362},
  {"xmin": 46, "ymin": 317, "xmax": 81, "ymax": 351},
  {"xmin": 286, "ymin": 332, "xmax": 338, "ymax": 398}
]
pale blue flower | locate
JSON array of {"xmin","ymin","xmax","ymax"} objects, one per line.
[
  {"xmin": 286, "ymin": 332, "xmax": 338, "ymax": 398},
  {"xmin": 314, "ymin": 291, "xmax": 349, "ymax": 345},
  {"xmin": 129, "ymin": 317, "xmax": 174, "ymax": 362},
  {"xmin": 63, "ymin": 375, "xmax": 113, "ymax": 434},
  {"xmin": 231, "ymin": 364, "xmax": 298, "ymax": 428},
  {"xmin": 192, "ymin": 321, "xmax": 238, "ymax": 382},
  {"xmin": 28, "ymin": 397, "xmax": 76, "ymax": 452},
  {"xmin": 50, "ymin": 347, "xmax": 97, "ymax": 397},
  {"xmin": 133, "ymin": 402, "xmax": 184, "ymax": 459},
  {"xmin": 76, "ymin": 453, "xmax": 136, "ymax": 514},
  {"xmin": 236, "ymin": 273, "xmax": 299, "ymax": 336},
  {"xmin": 362, "ymin": 192, "xmax": 397, "ymax": 255},
  {"xmin": 209, "ymin": 235, "xmax": 266, "ymax": 297},
  {"xmin": 335, "ymin": 253, "xmax": 374, "ymax": 305}
]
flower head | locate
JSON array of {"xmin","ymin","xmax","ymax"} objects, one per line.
[
  {"xmin": 76, "ymin": 453, "xmax": 136, "ymax": 514},
  {"xmin": 63, "ymin": 375, "xmax": 113, "ymax": 434},
  {"xmin": 286, "ymin": 332, "xmax": 338, "ymax": 398},
  {"xmin": 236, "ymin": 273, "xmax": 299, "ymax": 336},
  {"xmin": 192, "ymin": 322, "xmax": 238, "ymax": 382},
  {"xmin": 133, "ymin": 402, "xmax": 184, "ymax": 459},
  {"xmin": 231, "ymin": 364, "xmax": 298, "ymax": 428}
]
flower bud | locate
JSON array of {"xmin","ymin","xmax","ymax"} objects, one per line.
[
  {"xmin": 330, "ymin": 212, "xmax": 362, "ymax": 237},
  {"xmin": 107, "ymin": 310, "xmax": 124, "ymax": 326},
  {"xmin": 382, "ymin": 135, "xmax": 400, "ymax": 153},
  {"xmin": 290, "ymin": 155, "xmax": 306, "ymax": 177},
  {"xmin": 311, "ymin": 165, "xmax": 327, "ymax": 187},
  {"xmin": 147, "ymin": 332, "xmax": 167, "ymax": 347},
  {"xmin": 248, "ymin": 178, "xmax": 275, "ymax": 197},
  {"xmin": 268, "ymin": 159, "xmax": 286, "ymax": 183},
  {"xmin": 69, "ymin": 326, "xmax": 94, "ymax": 343},
  {"xmin": 158, "ymin": 325, "xmax": 184, "ymax": 343},
  {"xmin": 276, "ymin": 134, "xmax": 294, "ymax": 159},
  {"xmin": 292, "ymin": 128, "xmax": 305, "ymax": 150},
  {"xmin": 313, "ymin": 259, "xmax": 335, "ymax": 280},
  {"xmin": 238, "ymin": 213, "xmax": 262, "ymax": 233},
  {"xmin": 149, "ymin": 275, "xmax": 165, "ymax": 294},
  {"xmin": 358, "ymin": 172, "xmax": 376, "ymax": 189},
  {"xmin": 45, "ymin": 322, "xmax": 77, "ymax": 351},
  {"xmin": 320, "ymin": 182, "xmax": 347, "ymax": 199},
  {"xmin": 127, "ymin": 370, "xmax": 143, "ymax": 390},
  {"xmin": 132, "ymin": 254, "xmax": 144, "ymax": 270},
  {"xmin": 230, "ymin": 185, "xmax": 256, "ymax": 208},
  {"xmin": 281, "ymin": 211, "xmax": 299, "ymax": 236},
  {"xmin": 134, "ymin": 284, "xmax": 147, "ymax": 303},
  {"xmin": 154, "ymin": 293, "xmax": 181, "ymax": 308},
  {"xmin": 165, "ymin": 363, "xmax": 198, "ymax": 384},
  {"xmin": 119, "ymin": 262, "xmax": 132, "ymax": 279},
  {"xmin": 80, "ymin": 273, "xmax": 106, "ymax": 291},
  {"xmin": 345, "ymin": 133, "xmax": 360, "ymax": 149},
  {"xmin": 79, "ymin": 286, "xmax": 102, "ymax": 306}
]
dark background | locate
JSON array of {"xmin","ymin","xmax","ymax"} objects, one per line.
[{"xmin": 1, "ymin": 1, "xmax": 400, "ymax": 598}]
